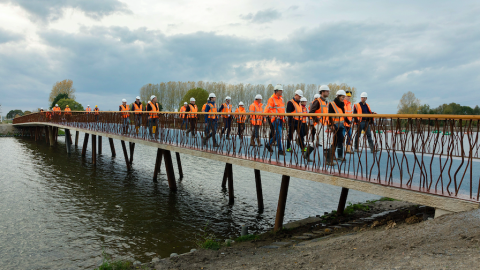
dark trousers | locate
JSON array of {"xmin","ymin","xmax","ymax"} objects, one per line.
[
  {"xmin": 181, "ymin": 118, "xmax": 188, "ymax": 129},
  {"xmin": 252, "ymin": 125, "xmax": 260, "ymax": 138},
  {"xmin": 237, "ymin": 123, "xmax": 245, "ymax": 138},
  {"xmin": 287, "ymin": 119, "xmax": 302, "ymax": 149},
  {"xmin": 354, "ymin": 121, "xmax": 374, "ymax": 149},
  {"xmin": 206, "ymin": 119, "xmax": 218, "ymax": 143},
  {"xmin": 188, "ymin": 118, "xmax": 196, "ymax": 135},
  {"xmin": 221, "ymin": 117, "xmax": 232, "ymax": 136},
  {"xmin": 333, "ymin": 125, "xmax": 345, "ymax": 150}
]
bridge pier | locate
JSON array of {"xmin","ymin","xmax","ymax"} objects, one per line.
[
  {"xmin": 75, "ymin": 131, "xmax": 79, "ymax": 146},
  {"xmin": 337, "ymin": 188, "xmax": 349, "ymax": 215},
  {"xmin": 45, "ymin": 126, "xmax": 49, "ymax": 144},
  {"xmin": 65, "ymin": 129, "xmax": 72, "ymax": 154},
  {"xmin": 98, "ymin": 136, "xmax": 102, "ymax": 155},
  {"xmin": 82, "ymin": 133, "xmax": 89, "ymax": 156},
  {"xmin": 222, "ymin": 163, "xmax": 228, "ymax": 188},
  {"xmin": 129, "ymin": 142, "xmax": 135, "ymax": 165},
  {"xmin": 108, "ymin": 138, "xmax": 116, "ymax": 157},
  {"xmin": 153, "ymin": 148, "xmax": 163, "ymax": 182},
  {"xmin": 163, "ymin": 150, "xmax": 177, "ymax": 192},
  {"xmin": 48, "ymin": 127, "xmax": 54, "ymax": 146},
  {"xmin": 175, "ymin": 152, "xmax": 183, "ymax": 179},
  {"xmin": 92, "ymin": 134, "xmax": 97, "ymax": 165},
  {"xmin": 274, "ymin": 175, "xmax": 290, "ymax": 232},
  {"xmin": 121, "ymin": 140, "xmax": 131, "ymax": 170},
  {"xmin": 254, "ymin": 169, "xmax": 264, "ymax": 211}
]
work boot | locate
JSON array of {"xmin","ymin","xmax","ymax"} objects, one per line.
[
  {"xmin": 324, "ymin": 148, "xmax": 337, "ymax": 166},
  {"xmin": 346, "ymin": 145, "xmax": 354, "ymax": 154},
  {"xmin": 369, "ymin": 141, "xmax": 379, "ymax": 153},
  {"xmin": 278, "ymin": 150, "xmax": 285, "ymax": 156},
  {"xmin": 202, "ymin": 136, "xmax": 208, "ymax": 146},
  {"xmin": 213, "ymin": 142, "xmax": 220, "ymax": 147},
  {"xmin": 303, "ymin": 146, "xmax": 315, "ymax": 162},
  {"xmin": 135, "ymin": 126, "xmax": 139, "ymax": 134},
  {"xmin": 250, "ymin": 138, "xmax": 256, "ymax": 147},
  {"xmin": 226, "ymin": 136, "xmax": 231, "ymax": 140},
  {"xmin": 265, "ymin": 144, "xmax": 273, "ymax": 153},
  {"xmin": 256, "ymin": 138, "xmax": 263, "ymax": 146},
  {"xmin": 337, "ymin": 147, "xmax": 345, "ymax": 162}
]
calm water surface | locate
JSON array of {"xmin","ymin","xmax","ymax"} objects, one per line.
[{"xmin": 0, "ymin": 135, "xmax": 379, "ymax": 269}]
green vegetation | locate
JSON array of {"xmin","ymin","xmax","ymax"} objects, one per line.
[
  {"xmin": 344, "ymin": 202, "xmax": 370, "ymax": 215},
  {"xmin": 6, "ymin": 109, "xmax": 23, "ymax": 119},
  {"xmin": 56, "ymin": 98, "xmax": 84, "ymax": 111},
  {"xmin": 180, "ymin": 88, "xmax": 209, "ymax": 111},
  {"xmin": 94, "ymin": 249, "xmax": 132, "ymax": 270},
  {"xmin": 50, "ymin": 93, "xmax": 69, "ymax": 109},
  {"xmin": 195, "ymin": 223, "xmax": 221, "ymax": 250},
  {"xmin": 235, "ymin": 234, "xmax": 259, "ymax": 242},
  {"xmin": 58, "ymin": 129, "xmax": 65, "ymax": 135}
]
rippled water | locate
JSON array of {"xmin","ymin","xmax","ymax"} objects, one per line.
[{"xmin": 0, "ymin": 135, "xmax": 379, "ymax": 269}]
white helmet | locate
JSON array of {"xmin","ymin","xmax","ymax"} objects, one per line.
[
  {"xmin": 55, "ymin": 104, "xmax": 59, "ymax": 106},
  {"xmin": 40, "ymin": 107, "xmax": 43, "ymax": 110},
  {"xmin": 150, "ymin": 95, "xmax": 156, "ymax": 101},
  {"xmin": 294, "ymin": 89, "xmax": 303, "ymax": 96},
  {"xmin": 255, "ymin": 94, "xmax": 262, "ymax": 100},
  {"xmin": 184, "ymin": 102, "xmax": 187, "ymax": 105},
  {"xmin": 300, "ymin": 97, "xmax": 307, "ymax": 102},
  {"xmin": 190, "ymin": 97, "xmax": 196, "ymax": 102},
  {"xmin": 122, "ymin": 99, "xmax": 127, "ymax": 102},
  {"xmin": 361, "ymin": 92, "xmax": 368, "ymax": 98},
  {"xmin": 336, "ymin": 90, "xmax": 346, "ymax": 96},
  {"xmin": 136, "ymin": 96, "xmax": 140, "ymax": 100},
  {"xmin": 239, "ymin": 102, "xmax": 244, "ymax": 106},
  {"xmin": 319, "ymin": 85, "xmax": 330, "ymax": 92},
  {"xmin": 226, "ymin": 96, "xmax": 231, "ymax": 100},
  {"xmin": 274, "ymin": 84, "xmax": 284, "ymax": 91},
  {"xmin": 87, "ymin": 105, "xmax": 90, "ymax": 107},
  {"xmin": 313, "ymin": 94, "xmax": 320, "ymax": 99},
  {"xmin": 209, "ymin": 93, "xmax": 216, "ymax": 98}
]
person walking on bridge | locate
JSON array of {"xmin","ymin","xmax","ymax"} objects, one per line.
[
  {"xmin": 201, "ymin": 100, "xmax": 208, "ymax": 137},
  {"xmin": 86, "ymin": 105, "xmax": 92, "ymax": 114},
  {"xmin": 147, "ymin": 95, "xmax": 160, "ymax": 139},
  {"xmin": 309, "ymin": 93, "xmax": 320, "ymax": 142},
  {"xmin": 180, "ymin": 102, "xmax": 189, "ymax": 130},
  {"xmin": 329, "ymin": 90, "xmax": 351, "ymax": 162},
  {"xmin": 185, "ymin": 97, "xmax": 197, "ymax": 137},
  {"xmin": 249, "ymin": 95, "xmax": 263, "ymax": 147},
  {"xmin": 133, "ymin": 96, "xmax": 143, "ymax": 135},
  {"xmin": 235, "ymin": 102, "xmax": 246, "ymax": 140},
  {"xmin": 219, "ymin": 96, "xmax": 233, "ymax": 140},
  {"xmin": 344, "ymin": 90, "xmax": 354, "ymax": 154},
  {"xmin": 53, "ymin": 104, "xmax": 61, "ymax": 116},
  {"xmin": 64, "ymin": 105, "xmax": 71, "ymax": 123},
  {"xmin": 203, "ymin": 93, "xmax": 220, "ymax": 147},
  {"xmin": 119, "ymin": 99, "xmax": 130, "ymax": 134},
  {"xmin": 309, "ymin": 85, "xmax": 335, "ymax": 165},
  {"xmin": 286, "ymin": 89, "xmax": 304, "ymax": 152},
  {"xmin": 264, "ymin": 84, "xmax": 285, "ymax": 155},
  {"xmin": 94, "ymin": 105, "xmax": 100, "ymax": 122},
  {"xmin": 353, "ymin": 92, "xmax": 378, "ymax": 153}
]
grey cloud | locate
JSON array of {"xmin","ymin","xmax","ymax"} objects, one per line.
[
  {"xmin": 0, "ymin": 28, "xmax": 23, "ymax": 44},
  {"xmin": 240, "ymin": 9, "xmax": 281, "ymax": 24},
  {"xmin": 0, "ymin": 0, "xmax": 131, "ymax": 22}
]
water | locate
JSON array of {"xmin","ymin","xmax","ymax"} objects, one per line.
[{"xmin": 0, "ymin": 135, "xmax": 380, "ymax": 269}]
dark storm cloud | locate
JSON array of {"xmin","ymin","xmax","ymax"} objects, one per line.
[{"xmin": 240, "ymin": 9, "xmax": 282, "ymax": 24}]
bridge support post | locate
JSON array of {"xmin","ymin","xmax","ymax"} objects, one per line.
[
  {"xmin": 68, "ymin": 131, "xmax": 73, "ymax": 145},
  {"xmin": 227, "ymin": 163, "xmax": 234, "ymax": 205},
  {"xmin": 254, "ymin": 169, "xmax": 264, "ymax": 211},
  {"xmin": 129, "ymin": 142, "xmax": 135, "ymax": 165},
  {"xmin": 75, "ymin": 131, "xmax": 79, "ymax": 146},
  {"xmin": 98, "ymin": 136, "xmax": 102, "ymax": 154},
  {"xmin": 82, "ymin": 133, "xmax": 89, "ymax": 156},
  {"xmin": 175, "ymin": 152, "xmax": 183, "ymax": 179},
  {"xmin": 48, "ymin": 127, "xmax": 54, "ymax": 146},
  {"xmin": 337, "ymin": 188, "xmax": 349, "ymax": 215},
  {"xmin": 65, "ymin": 129, "xmax": 72, "ymax": 154},
  {"xmin": 153, "ymin": 148, "xmax": 163, "ymax": 182},
  {"xmin": 121, "ymin": 140, "xmax": 131, "ymax": 170},
  {"xmin": 92, "ymin": 134, "xmax": 97, "ymax": 165},
  {"xmin": 274, "ymin": 175, "xmax": 290, "ymax": 232},
  {"xmin": 222, "ymin": 164, "xmax": 228, "ymax": 188},
  {"xmin": 108, "ymin": 138, "xmax": 116, "ymax": 157},
  {"xmin": 54, "ymin": 128, "xmax": 58, "ymax": 143},
  {"xmin": 45, "ymin": 126, "xmax": 49, "ymax": 143},
  {"xmin": 163, "ymin": 150, "xmax": 177, "ymax": 192}
]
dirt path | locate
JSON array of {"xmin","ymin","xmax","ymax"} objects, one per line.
[{"xmin": 155, "ymin": 209, "xmax": 480, "ymax": 269}]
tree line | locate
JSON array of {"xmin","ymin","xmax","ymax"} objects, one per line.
[{"xmin": 398, "ymin": 91, "xmax": 480, "ymax": 115}]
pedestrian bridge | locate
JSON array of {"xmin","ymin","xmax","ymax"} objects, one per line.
[{"xmin": 13, "ymin": 111, "xmax": 480, "ymax": 230}]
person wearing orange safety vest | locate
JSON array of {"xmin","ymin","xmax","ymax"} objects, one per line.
[
  {"xmin": 344, "ymin": 90, "xmax": 354, "ymax": 153},
  {"xmin": 299, "ymin": 97, "xmax": 314, "ymax": 162},
  {"xmin": 219, "ymin": 96, "xmax": 233, "ymax": 140},
  {"xmin": 308, "ymin": 93, "xmax": 321, "ymax": 141},
  {"xmin": 185, "ymin": 97, "xmax": 198, "ymax": 136},
  {"xmin": 308, "ymin": 85, "xmax": 334, "ymax": 164},
  {"xmin": 132, "ymin": 96, "xmax": 143, "ymax": 134},
  {"xmin": 234, "ymin": 102, "xmax": 247, "ymax": 139},
  {"xmin": 119, "ymin": 99, "xmax": 130, "ymax": 134},
  {"xmin": 286, "ymin": 89, "xmax": 304, "ymax": 153},
  {"xmin": 94, "ymin": 105, "xmax": 100, "ymax": 122},
  {"xmin": 264, "ymin": 84, "xmax": 285, "ymax": 155},
  {"xmin": 202, "ymin": 93, "xmax": 219, "ymax": 147},
  {"xmin": 249, "ymin": 95, "xmax": 263, "ymax": 147},
  {"xmin": 146, "ymin": 95, "xmax": 160, "ymax": 139},
  {"xmin": 201, "ymin": 101, "xmax": 208, "ymax": 136},
  {"xmin": 86, "ymin": 105, "xmax": 92, "ymax": 114},
  {"xmin": 53, "ymin": 104, "xmax": 61, "ymax": 116},
  {"xmin": 64, "ymin": 105, "xmax": 71, "ymax": 119},
  {"xmin": 180, "ymin": 102, "xmax": 189, "ymax": 130},
  {"xmin": 328, "ymin": 90, "xmax": 352, "ymax": 163},
  {"xmin": 353, "ymin": 92, "xmax": 378, "ymax": 153}
]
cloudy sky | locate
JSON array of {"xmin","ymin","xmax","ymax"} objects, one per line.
[{"xmin": 0, "ymin": 0, "xmax": 479, "ymax": 114}]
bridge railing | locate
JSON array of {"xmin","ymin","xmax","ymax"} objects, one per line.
[{"xmin": 13, "ymin": 111, "xmax": 480, "ymax": 202}]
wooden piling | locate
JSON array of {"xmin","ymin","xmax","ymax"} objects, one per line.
[
  {"xmin": 175, "ymin": 152, "xmax": 183, "ymax": 178},
  {"xmin": 65, "ymin": 129, "xmax": 72, "ymax": 154},
  {"xmin": 121, "ymin": 140, "xmax": 131, "ymax": 170},
  {"xmin": 337, "ymin": 188, "xmax": 349, "ymax": 215},
  {"xmin": 153, "ymin": 148, "xmax": 163, "ymax": 182},
  {"xmin": 98, "ymin": 136, "xmax": 102, "ymax": 154},
  {"xmin": 49, "ymin": 127, "xmax": 54, "ymax": 146},
  {"xmin": 163, "ymin": 150, "xmax": 177, "ymax": 191},
  {"xmin": 254, "ymin": 169, "xmax": 264, "ymax": 211},
  {"xmin": 75, "ymin": 131, "xmax": 79, "ymax": 146},
  {"xmin": 227, "ymin": 163, "xmax": 234, "ymax": 205},
  {"xmin": 81, "ymin": 133, "xmax": 89, "ymax": 156},
  {"xmin": 129, "ymin": 142, "xmax": 135, "ymax": 165},
  {"xmin": 108, "ymin": 138, "xmax": 116, "ymax": 157},
  {"xmin": 92, "ymin": 134, "xmax": 97, "ymax": 165},
  {"xmin": 222, "ymin": 163, "xmax": 228, "ymax": 188},
  {"xmin": 68, "ymin": 131, "xmax": 73, "ymax": 145},
  {"xmin": 45, "ymin": 126, "xmax": 49, "ymax": 144},
  {"xmin": 274, "ymin": 175, "xmax": 291, "ymax": 232}
]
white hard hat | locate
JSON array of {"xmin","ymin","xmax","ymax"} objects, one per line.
[
  {"xmin": 209, "ymin": 93, "xmax": 216, "ymax": 98},
  {"xmin": 294, "ymin": 89, "xmax": 304, "ymax": 96},
  {"xmin": 255, "ymin": 94, "xmax": 262, "ymax": 100},
  {"xmin": 136, "ymin": 96, "xmax": 140, "ymax": 100},
  {"xmin": 122, "ymin": 99, "xmax": 127, "ymax": 102},
  {"xmin": 184, "ymin": 102, "xmax": 187, "ymax": 105},
  {"xmin": 300, "ymin": 97, "xmax": 307, "ymax": 102},
  {"xmin": 150, "ymin": 95, "xmax": 156, "ymax": 101},
  {"xmin": 361, "ymin": 92, "xmax": 368, "ymax": 98},
  {"xmin": 319, "ymin": 85, "xmax": 330, "ymax": 92},
  {"xmin": 274, "ymin": 84, "xmax": 284, "ymax": 91},
  {"xmin": 336, "ymin": 90, "xmax": 346, "ymax": 96},
  {"xmin": 190, "ymin": 97, "xmax": 196, "ymax": 102},
  {"xmin": 40, "ymin": 107, "xmax": 43, "ymax": 110},
  {"xmin": 55, "ymin": 104, "xmax": 58, "ymax": 106},
  {"xmin": 87, "ymin": 105, "xmax": 90, "ymax": 107},
  {"xmin": 226, "ymin": 96, "xmax": 231, "ymax": 100},
  {"xmin": 313, "ymin": 94, "xmax": 320, "ymax": 99},
  {"xmin": 239, "ymin": 102, "xmax": 244, "ymax": 106}
]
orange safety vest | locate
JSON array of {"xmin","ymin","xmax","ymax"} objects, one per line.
[
  {"xmin": 64, "ymin": 107, "xmax": 71, "ymax": 115},
  {"xmin": 235, "ymin": 107, "xmax": 246, "ymax": 123},
  {"xmin": 148, "ymin": 102, "xmax": 159, "ymax": 118},
  {"xmin": 289, "ymin": 99, "xmax": 302, "ymax": 121},
  {"xmin": 330, "ymin": 102, "xmax": 345, "ymax": 125},
  {"xmin": 86, "ymin": 107, "xmax": 92, "ymax": 113},
  {"xmin": 264, "ymin": 95, "xmax": 285, "ymax": 123},
  {"xmin": 188, "ymin": 104, "xmax": 197, "ymax": 118},
  {"xmin": 249, "ymin": 101, "xmax": 263, "ymax": 125},
  {"xmin": 301, "ymin": 106, "xmax": 308, "ymax": 123},
  {"xmin": 94, "ymin": 107, "xmax": 99, "ymax": 115},
  {"xmin": 133, "ymin": 103, "xmax": 142, "ymax": 114},
  {"xmin": 180, "ymin": 106, "xmax": 187, "ymax": 118},
  {"xmin": 344, "ymin": 100, "xmax": 352, "ymax": 127},
  {"xmin": 120, "ymin": 104, "xmax": 130, "ymax": 118},
  {"xmin": 314, "ymin": 98, "xmax": 329, "ymax": 125},
  {"xmin": 53, "ymin": 107, "xmax": 61, "ymax": 115},
  {"xmin": 354, "ymin": 103, "xmax": 373, "ymax": 122},
  {"xmin": 207, "ymin": 103, "xmax": 217, "ymax": 119},
  {"xmin": 202, "ymin": 104, "xmax": 206, "ymax": 112},
  {"xmin": 46, "ymin": 111, "xmax": 52, "ymax": 119},
  {"xmin": 221, "ymin": 103, "xmax": 232, "ymax": 118}
]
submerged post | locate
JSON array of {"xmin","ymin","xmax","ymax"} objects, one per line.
[
  {"xmin": 254, "ymin": 169, "xmax": 264, "ymax": 211},
  {"xmin": 98, "ymin": 136, "xmax": 102, "ymax": 154},
  {"xmin": 163, "ymin": 150, "xmax": 177, "ymax": 191},
  {"xmin": 129, "ymin": 142, "xmax": 135, "ymax": 165},
  {"xmin": 337, "ymin": 188, "xmax": 349, "ymax": 215},
  {"xmin": 222, "ymin": 163, "xmax": 228, "ymax": 188},
  {"xmin": 81, "ymin": 133, "xmax": 89, "ymax": 156},
  {"xmin": 48, "ymin": 127, "xmax": 54, "ymax": 146},
  {"xmin": 108, "ymin": 138, "xmax": 116, "ymax": 157},
  {"xmin": 153, "ymin": 148, "xmax": 163, "ymax": 182},
  {"xmin": 227, "ymin": 163, "xmax": 234, "ymax": 205},
  {"xmin": 175, "ymin": 152, "xmax": 183, "ymax": 178},
  {"xmin": 65, "ymin": 129, "xmax": 72, "ymax": 154},
  {"xmin": 91, "ymin": 134, "xmax": 97, "ymax": 165},
  {"xmin": 274, "ymin": 175, "xmax": 291, "ymax": 232},
  {"xmin": 120, "ymin": 140, "xmax": 131, "ymax": 170},
  {"xmin": 75, "ymin": 131, "xmax": 79, "ymax": 146}
]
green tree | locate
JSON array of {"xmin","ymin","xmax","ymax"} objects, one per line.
[
  {"xmin": 417, "ymin": 104, "xmax": 433, "ymax": 114},
  {"xmin": 180, "ymin": 88, "xmax": 209, "ymax": 111},
  {"xmin": 397, "ymin": 91, "xmax": 421, "ymax": 114},
  {"xmin": 57, "ymin": 98, "xmax": 84, "ymax": 111},
  {"xmin": 50, "ymin": 93, "xmax": 69, "ymax": 109},
  {"xmin": 7, "ymin": 109, "xmax": 23, "ymax": 119}
]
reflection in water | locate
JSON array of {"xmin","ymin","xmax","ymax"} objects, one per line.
[{"xmin": 0, "ymin": 135, "xmax": 379, "ymax": 269}]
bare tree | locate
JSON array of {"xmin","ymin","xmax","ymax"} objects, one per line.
[
  {"xmin": 48, "ymin": 79, "xmax": 76, "ymax": 104},
  {"xmin": 398, "ymin": 91, "xmax": 421, "ymax": 114}
]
